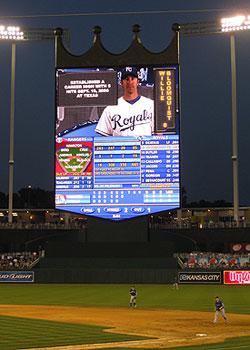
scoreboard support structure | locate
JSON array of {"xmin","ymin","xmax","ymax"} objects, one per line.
[{"xmin": 86, "ymin": 216, "xmax": 149, "ymax": 242}]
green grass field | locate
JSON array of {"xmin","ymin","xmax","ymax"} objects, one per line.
[{"xmin": 0, "ymin": 284, "xmax": 250, "ymax": 350}]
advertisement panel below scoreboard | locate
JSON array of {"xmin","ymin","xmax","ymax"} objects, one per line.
[
  {"xmin": 224, "ymin": 271, "xmax": 250, "ymax": 284},
  {"xmin": 179, "ymin": 272, "xmax": 221, "ymax": 284},
  {"xmin": 0, "ymin": 271, "xmax": 34, "ymax": 283}
]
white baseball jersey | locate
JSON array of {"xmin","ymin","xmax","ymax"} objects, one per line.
[{"xmin": 95, "ymin": 96, "xmax": 154, "ymax": 136}]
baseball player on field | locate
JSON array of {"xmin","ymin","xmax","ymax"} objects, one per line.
[
  {"xmin": 172, "ymin": 277, "xmax": 179, "ymax": 290},
  {"xmin": 129, "ymin": 285, "xmax": 137, "ymax": 308},
  {"xmin": 95, "ymin": 66, "xmax": 154, "ymax": 136},
  {"xmin": 214, "ymin": 296, "xmax": 228, "ymax": 324}
]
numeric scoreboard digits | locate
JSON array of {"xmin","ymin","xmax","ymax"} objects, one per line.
[{"xmin": 94, "ymin": 139, "xmax": 141, "ymax": 184}]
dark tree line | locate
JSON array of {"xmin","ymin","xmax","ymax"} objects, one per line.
[
  {"xmin": 185, "ymin": 199, "xmax": 233, "ymax": 208},
  {"xmin": 181, "ymin": 187, "xmax": 232, "ymax": 208}
]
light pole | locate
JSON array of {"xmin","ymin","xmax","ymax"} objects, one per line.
[
  {"xmin": 229, "ymin": 32, "xmax": 239, "ymax": 226},
  {"xmin": 9, "ymin": 40, "xmax": 16, "ymax": 224},
  {"xmin": 180, "ymin": 15, "xmax": 250, "ymax": 227},
  {"xmin": 0, "ymin": 26, "xmax": 23, "ymax": 224},
  {"xmin": 27, "ymin": 185, "xmax": 32, "ymax": 208},
  {"xmin": 0, "ymin": 25, "xmax": 69, "ymax": 223},
  {"xmin": 220, "ymin": 15, "xmax": 250, "ymax": 225}
]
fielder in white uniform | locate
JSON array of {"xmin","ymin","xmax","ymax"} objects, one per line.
[{"xmin": 95, "ymin": 67, "xmax": 154, "ymax": 137}]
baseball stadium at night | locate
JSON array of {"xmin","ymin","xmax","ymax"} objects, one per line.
[{"xmin": 1, "ymin": 4, "xmax": 250, "ymax": 350}]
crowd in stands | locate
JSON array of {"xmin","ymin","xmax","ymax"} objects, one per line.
[
  {"xmin": 0, "ymin": 251, "xmax": 41, "ymax": 269},
  {"xmin": 177, "ymin": 251, "xmax": 250, "ymax": 269}
]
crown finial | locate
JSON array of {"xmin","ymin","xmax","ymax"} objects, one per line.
[
  {"xmin": 93, "ymin": 26, "xmax": 102, "ymax": 35},
  {"xmin": 172, "ymin": 23, "xmax": 181, "ymax": 32},
  {"xmin": 54, "ymin": 27, "xmax": 63, "ymax": 36},
  {"xmin": 132, "ymin": 24, "xmax": 141, "ymax": 33}
]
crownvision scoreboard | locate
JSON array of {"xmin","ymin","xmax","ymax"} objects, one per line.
[{"xmin": 55, "ymin": 65, "xmax": 180, "ymax": 220}]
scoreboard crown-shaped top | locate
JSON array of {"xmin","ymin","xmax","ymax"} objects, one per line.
[{"xmin": 55, "ymin": 24, "xmax": 180, "ymax": 68}]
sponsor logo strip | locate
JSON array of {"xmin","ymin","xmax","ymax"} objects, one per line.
[
  {"xmin": 178, "ymin": 272, "xmax": 221, "ymax": 284},
  {"xmin": 224, "ymin": 270, "xmax": 250, "ymax": 284},
  {"xmin": 0, "ymin": 271, "xmax": 34, "ymax": 283}
]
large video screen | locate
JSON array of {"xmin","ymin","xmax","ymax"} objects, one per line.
[{"xmin": 55, "ymin": 65, "xmax": 180, "ymax": 220}]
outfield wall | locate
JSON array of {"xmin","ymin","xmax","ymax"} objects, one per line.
[
  {"xmin": 34, "ymin": 255, "xmax": 179, "ymax": 283},
  {"xmin": 4, "ymin": 269, "xmax": 250, "ymax": 284},
  {"xmin": 3, "ymin": 269, "xmax": 250, "ymax": 284},
  {"xmin": 34, "ymin": 267, "xmax": 178, "ymax": 284}
]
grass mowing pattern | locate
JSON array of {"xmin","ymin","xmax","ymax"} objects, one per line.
[
  {"xmin": 0, "ymin": 284, "xmax": 249, "ymax": 314},
  {"xmin": 0, "ymin": 314, "xmax": 147, "ymax": 350}
]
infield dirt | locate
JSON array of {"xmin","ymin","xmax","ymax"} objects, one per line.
[{"xmin": 1, "ymin": 305, "xmax": 250, "ymax": 349}]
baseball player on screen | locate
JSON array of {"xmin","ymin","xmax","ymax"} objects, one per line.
[
  {"xmin": 214, "ymin": 296, "xmax": 228, "ymax": 324},
  {"xmin": 95, "ymin": 66, "xmax": 154, "ymax": 136},
  {"xmin": 129, "ymin": 286, "xmax": 137, "ymax": 308}
]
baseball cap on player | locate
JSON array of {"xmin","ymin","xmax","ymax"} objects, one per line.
[{"xmin": 121, "ymin": 66, "xmax": 138, "ymax": 80}]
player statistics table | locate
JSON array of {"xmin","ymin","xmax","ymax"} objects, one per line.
[{"xmin": 55, "ymin": 135, "xmax": 180, "ymax": 220}]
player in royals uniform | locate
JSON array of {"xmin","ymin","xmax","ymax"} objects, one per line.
[
  {"xmin": 129, "ymin": 286, "xmax": 137, "ymax": 308},
  {"xmin": 95, "ymin": 67, "xmax": 154, "ymax": 137},
  {"xmin": 172, "ymin": 277, "xmax": 179, "ymax": 290},
  {"xmin": 214, "ymin": 296, "xmax": 228, "ymax": 324}
]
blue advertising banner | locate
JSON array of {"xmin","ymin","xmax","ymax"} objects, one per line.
[{"xmin": 0, "ymin": 271, "xmax": 34, "ymax": 283}]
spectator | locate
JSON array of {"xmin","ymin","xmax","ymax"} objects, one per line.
[{"xmin": 0, "ymin": 251, "xmax": 42, "ymax": 270}]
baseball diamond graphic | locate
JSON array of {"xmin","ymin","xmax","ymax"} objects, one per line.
[{"xmin": 56, "ymin": 146, "xmax": 92, "ymax": 173}]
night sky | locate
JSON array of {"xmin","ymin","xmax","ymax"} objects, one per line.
[{"xmin": 0, "ymin": 0, "xmax": 250, "ymax": 205}]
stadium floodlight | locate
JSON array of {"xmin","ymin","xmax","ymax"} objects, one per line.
[
  {"xmin": 221, "ymin": 15, "xmax": 250, "ymax": 32},
  {"xmin": 0, "ymin": 26, "xmax": 70, "ymax": 224},
  {"xmin": 0, "ymin": 26, "xmax": 70, "ymax": 44},
  {"xmin": 0, "ymin": 26, "xmax": 24, "ymax": 40},
  {"xmin": 179, "ymin": 15, "xmax": 250, "ymax": 227},
  {"xmin": 179, "ymin": 15, "xmax": 250, "ymax": 37}
]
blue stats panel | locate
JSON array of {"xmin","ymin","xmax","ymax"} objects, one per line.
[{"xmin": 55, "ymin": 124, "xmax": 180, "ymax": 220}]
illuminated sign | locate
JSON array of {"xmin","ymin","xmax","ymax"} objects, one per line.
[
  {"xmin": 154, "ymin": 69, "xmax": 176, "ymax": 132},
  {"xmin": 179, "ymin": 272, "xmax": 221, "ymax": 284},
  {"xmin": 224, "ymin": 271, "xmax": 250, "ymax": 284},
  {"xmin": 0, "ymin": 271, "xmax": 34, "ymax": 283},
  {"xmin": 55, "ymin": 66, "xmax": 180, "ymax": 220}
]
